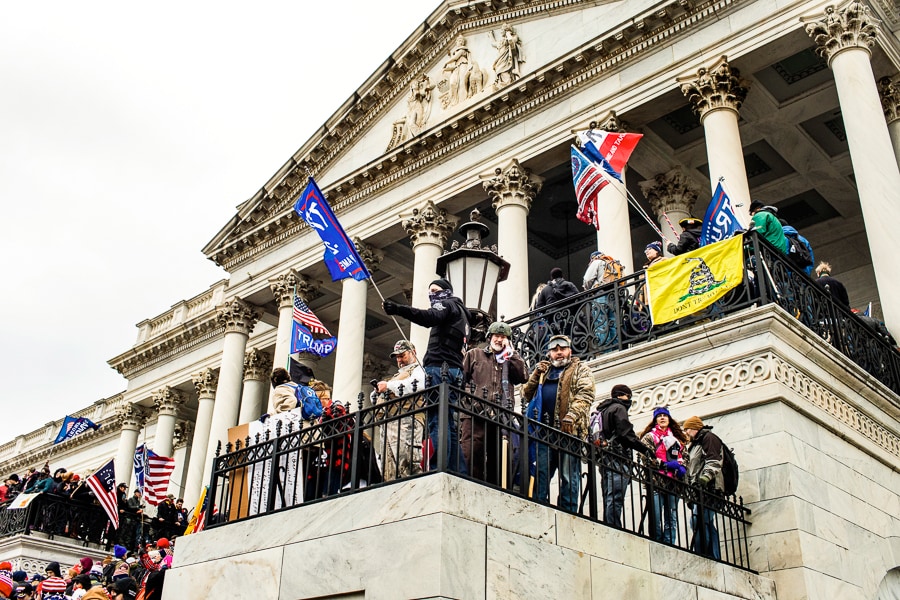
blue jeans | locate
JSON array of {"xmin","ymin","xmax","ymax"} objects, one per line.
[
  {"xmin": 691, "ymin": 505, "xmax": 721, "ymax": 559},
  {"xmin": 424, "ymin": 366, "xmax": 468, "ymax": 475},
  {"xmin": 652, "ymin": 491, "xmax": 679, "ymax": 544},
  {"xmin": 601, "ymin": 454, "xmax": 629, "ymax": 527},
  {"xmin": 534, "ymin": 443, "xmax": 581, "ymax": 513}
]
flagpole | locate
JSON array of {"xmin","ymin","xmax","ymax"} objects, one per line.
[
  {"xmin": 717, "ymin": 176, "xmax": 748, "ymax": 229},
  {"xmin": 659, "ymin": 212, "xmax": 680, "ymax": 239}
]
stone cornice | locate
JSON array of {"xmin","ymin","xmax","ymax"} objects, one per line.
[
  {"xmin": 108, "ymin": 313, "xmax": 224, "ymax": 379},
  {"xmin": 205, "ymin": 0, "xmax": 746, "ymax": 271}
]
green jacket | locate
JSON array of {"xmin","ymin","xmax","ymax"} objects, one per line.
[{"xmin": 751, "ymin": 210, "xmax": 787, "ymax": 254}]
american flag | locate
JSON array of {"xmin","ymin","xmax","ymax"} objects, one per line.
[
  {"xmin": 571, "ymin": 144, "xmax": 617, "ymax": 230},
  {"xmin": 293, "ymin": 294, "xmax": 331, "ymax": 336},
  {"xmin": 135, "ymin": 445, "xmax": 176, "ymax": 506},
  {"xmin": 86, "ymin": 458, "xmax": 119, "ymax": 529}
]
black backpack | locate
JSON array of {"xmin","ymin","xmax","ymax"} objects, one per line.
[
  {"xmin": 786, "ymin": 234, "xmax": 812, "ymax": 269},
  {"xmin": 721, "ymin": 444, "xmax": 739, "ymax": 496}
]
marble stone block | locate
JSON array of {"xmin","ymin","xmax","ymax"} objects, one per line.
[
  {"xmin": 162, "ymin": 546, "xmax": 283, "ymax": 599},
  {"xmin": 554, "ymin": 510, "xmax": 651, "ymax": 571},
  {"xmin": 649, "ymin": 541, "xmax": 726, "ymax": 592},
  {"xmin": 590, "ymin": 557, "xmax": 698, "ymax": 599}
]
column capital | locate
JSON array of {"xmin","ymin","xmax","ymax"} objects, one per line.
[
  {"xmin": 680, "ymin": 56, "xmax": 748, "ymax": 120},
  {"xmin": 638, "ymin": 167, "xmax": 701, "ymax": 217},
  {"xmin": 152, "ymin": 387, "xmax": 185, "ymax": 417},
  {"xmin": 243, "ymin": 348, "xmax": 273, "ymax": 382},
  {"xmin": 216, "ymin": 297, "xmax": 260, "ymax": 335},
  {"xmin": 192, "ymin": 367, "xmax": 219, "ymax": 399},
  {"xmin": 117, "ymin": 403, "xmax": 148, "ymax": 431},
  {"xmin": 880, "ymin": 76, "xmax": 900, "ymax": 123},
  {"xmin": 269, "ymin": 270, "xmax": 321, "ymax": 308},
  {"xmin": 590, "ymin": 110, "xmax": 631, "ymax": 134},
  {"xmin": 353, "ymin": 238, "xmax": 383, "ymax": 272},
  {"xmin": 482, "ymin": 158, "xmax": 544, "ymax": 213},
  {"xmin": 402, "ymin": 200, "xmax": 459, "ymax": 250},
  {"xmin": 173, "ymin": 420, "xmax": 195, "ymax": 450},
  {"xmin": 806, "ymin": 2, "xmax": 878, "ymax": 65}
]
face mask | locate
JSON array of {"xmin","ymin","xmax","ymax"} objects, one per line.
[{"xmin": 429, "ymin": 289, "xmax": 452, "ymax": 305}]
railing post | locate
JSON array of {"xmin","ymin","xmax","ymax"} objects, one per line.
[
  {"xmin": 586, "ymin": 443, "xmax": 599, "ymax": 520},
  {"xmin": 436, "ymin": 363, "xmax": 450, "ymax": 472},
  {"xmin": 519, "ymin": 396, "xmax": 530, "ymax": 498},
  {"xmin": 349, "ymin": 393, "xmax": 364, "ymax": 489},
  {"xmin": 206, "ymin": 440, "xmax": 221, "ymax": 528}
]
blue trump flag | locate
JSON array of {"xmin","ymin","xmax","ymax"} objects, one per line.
[
  {"xmin": 700, "ymin": 182, "xmax": 745, "ymax": 246},
  {"xmin": 54, "ymin": 416, "xmax": 101, "ymax": 444},
  {"xmin": 291, "ymin": 321, "xmax": 337, "ymax": 357},
  {"xmin": 294, "ymin": 178, "xmax": 371, "ymax": 282}
]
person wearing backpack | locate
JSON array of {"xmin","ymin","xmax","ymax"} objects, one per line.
[
  {"xmin": 269, "ymin": 367, "xmax": 323, "ymax": 420},
  {"xmin": 781, "ymin": 223, "xmax": 814, "ymax": 276},
  {"xmin": 682, "ymin": 415, "xmax": 723, "ymax": 560},
  {"xmin": 534, "ymin": 268, "xmax": 580, "ymax": 309},
  {"xmin": 639, "ymin": 407, "xmax": 688, "ymax": 545},
  {"xmin": 582, "ymin": 251, "xmax": 625, "ymax": 348}
]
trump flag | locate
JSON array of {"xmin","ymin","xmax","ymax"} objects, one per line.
[
  {"xmin": 577, "ymin": 129, "xmax": 643, "ymax": 177},
  {"xmin": 294, "ymin": 178, "xmax": 371, "ymax": 282},
  {"xmin": 645, "ymin": 235, "xmax": 744, "ymax": 326},
  {"xmin": 700, "ymin": 183, "xmax": 745, "ymax": 246}
]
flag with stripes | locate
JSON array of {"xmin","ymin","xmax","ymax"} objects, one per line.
[
  {"xmin": 143, "ymin": 447, "xmax": 176, "ymax": 506},
  {"xmin": 293, "ymin": 294, "xmax": 330, "ymax": 335},
  {"xmin": 184, "ymin": 486, "xmax": 208, "ymax": 535},
  {"xmin": 571, "ymin": 144, "xmax": 619, "ymax": 230},
  {"xmin": 86, "ymin": 459, "xmax": 118, "ymax": 529},
  {"xmin": 577, "ymin": 129, "xmax": 642, "ymax": 176}
]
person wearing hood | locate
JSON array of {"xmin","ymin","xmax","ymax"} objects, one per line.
[
  {"xmin": 461, "ymin": 321, "xmax": 527, "ymax": 484},
  {"xmin": 383, "ymin": 278, "xmax": 471, "ymax": 474},
  {"xmin": 534, "ymin": 268, "xmax": 579, "ymax": 309},
  {"xmin": 749, "ymin": 201, "xmax": 787, "ymax": 254},
  {"xmin": 594, "ymin": 384, "xmax": 655, "ymax": 528},
  {"xmin": 682, "ymin": 415, "xmax": 724, "ymax": 559}
]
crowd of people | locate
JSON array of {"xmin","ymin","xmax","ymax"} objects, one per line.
[{"xmin": 0, "ymin": 536, "xmax": 173, "ymax": 599}]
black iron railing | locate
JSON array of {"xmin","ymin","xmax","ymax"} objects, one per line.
[
  {"xmin": 207, "ymin": 373, "xmax": 753, "ymax": 570},
  {"xmin": 0, "ymin": 494, "xmax": 114, "ymax": 549},
  {"xmin": 508, "ymin": 232, "xmax": 900, "ymax": 392}
]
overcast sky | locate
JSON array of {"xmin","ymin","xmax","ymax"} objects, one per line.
[{"xmin": 0, "ymin": 1, "xmax": 436, "ymax": 442}]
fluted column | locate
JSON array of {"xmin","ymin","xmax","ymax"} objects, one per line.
[
  {"xmin": 114, "ymin": 404, "xmax": 147, "ymax": 492},
  {"xmin": 239, "ymin": 348, "xmax": 272, "ymax": 423},
  {"xmin": 333, "ymin": 240, "xmax": 382, "ymax": 408},
  {"xmin": 152, "ymin": 387, "xmax": 185, "ymax": 458},
  {"xmin": 639, "ymin": 167, "xmax": 702, "ymax": 253},
  {"xmin": 681, "ymin": 56, "xmax": 751, "ymax": 227},
  {"xmin": 483, "ymin": 159, "xmax": 543, "ymax": 319},
  {"xmin": 592, "ymin": 112, "xmax": 636, "ymax": 273},
  {"xmin": 879, "ymin": 76, "xmax": 900, "ymax": 169},
  {"xmin": 808, "ymin": 2, "xmax": 900, "ymax": 332},
  {"xmin": 402, "ymin": 201, "xmax": 458, "ymax": 354},
  {"xmin": 201, "ymin": 299, "xmax": 259, "ymax": 489},
  {"xmin": 185, "ymin": 368, "xmax": 218, "ymax": 505}
]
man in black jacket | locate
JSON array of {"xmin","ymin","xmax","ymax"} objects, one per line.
[
  {"xmin": 384, "ymin": 279, "xmax": 470, "ymax": 474},
  {"xmin": 594, "ymin": 383, "xmax": 653, "ymax": 527},
  {"xmin": 534, "ymin": 268, "xmax": 580, "ymax": 309},
  {"xmin": 667, "ymin": 217, "xmax": 702, "ymax": 256}
]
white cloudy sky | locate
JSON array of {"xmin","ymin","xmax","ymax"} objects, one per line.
[{"xmin": 0, "ymin": 1, "xmax": 436, "ymax": 441}]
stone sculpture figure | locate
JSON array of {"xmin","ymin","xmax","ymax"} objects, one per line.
[
  {"xmin": 440, "ymin": 35, "xmax": 484, "ymax": 107},
  {"xmin": 406, "ymin": 74, "xmax": 435, "ymax": 136},
  {"xmin": 491, "ymin": 23, "xmax": 524, "ymax": 87}
]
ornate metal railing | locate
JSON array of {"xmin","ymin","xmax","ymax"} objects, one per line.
[
  {"xmin": 508, "ymin": 232, "xmax": 900, "ymax": 393},
  {"xmin": 0, "ymin": 494, "xmax": 114, "ymax": 549},
  {"xmin": 208, "ymin": 373, "xmax": 753, "ymax": 570}
]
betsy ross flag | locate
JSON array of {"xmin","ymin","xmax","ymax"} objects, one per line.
[
  {"xmin": 86, "ymin": 459, "xmax": 119, "ymax": 529},
  {"xmin": 293, "ymin": 295, "xmax": 330, "ymax": 335},
  {"xmin": 571, "ymin": 144, "xmax": 619, "ymax": 230},
  {"xmin": 134, "ymin": 445, "xmax": 176, "ymax": 506},
  {"xmin": 294, "ymin": 177, "xmax": 371, "ymax": 282},
  {"xmin": 577, "ymin": 129, "xmax": 642, "ymax": 177},
  {"xmin": 53, "ymin": 416, "xmax": 101, "ymax": 444}
]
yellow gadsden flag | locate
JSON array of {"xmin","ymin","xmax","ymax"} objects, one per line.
[{"xmin": 646, "ymin": 235, "xmax": 744, "ymax": 326}]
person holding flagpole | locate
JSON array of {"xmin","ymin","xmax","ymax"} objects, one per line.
[{"xmin": 667, "ymin": 217, "xmax": 703, "ymax": 256}]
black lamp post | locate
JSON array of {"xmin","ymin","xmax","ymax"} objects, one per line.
[{"xmin": 436, "ymin": 209, "xmax": 510, "ymax": 344}]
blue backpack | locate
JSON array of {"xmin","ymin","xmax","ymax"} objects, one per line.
[{"xmin": 289, "ymin": 383, "xmax": 323, "ymax": 420}]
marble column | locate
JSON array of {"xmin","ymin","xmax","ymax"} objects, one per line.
[
  {"xmin": 238, "ymin": 348, "xmax": 272, "ymax": 423},
  {"xmin": 114, "ymin": 404, "xmax": 147, "ymax": 492},
  {"xmin": 592, "ymin": 112, "xmax": 636, "ymax": 274},
  {"xmin": 483, "ymin": 159, "xmax": 543, "ymax": 320},
  {"xmin": 402, "ymin": 201, "xmax": 458, "ymax": 354},
  {"xmin": 184, "ymin": 367, "xmax": 218, "ymax": 505},
  {"xmin": 878, "ymin": 76, "xmax": 900, "ymax": 170},
  {"xmin": 170, "ymin": 421, "xmax": 194, "ymax": 500},
  {"xmin": 151, "ymin": 387, "xmax": 185, "ymax": 458},
  {"xmin": 333, "ymin": 240, "xmax": 382, "ymax": 408},
  {"xmin": 639, "ymin": 167, "xmax": 701, "ymax": 254},
  {"xmin": 201, "ymin": 298, "xmax": 259, "ymax": 490},
  {"xmin": 808, "ymin": 2, "xmax": 900, "ymax": 332},
  {"xmin": 681, "ymin": 56, "xmax": 751, "ymax": 227}
]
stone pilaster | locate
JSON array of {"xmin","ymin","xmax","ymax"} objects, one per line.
[
  {"xmin": 152, "ymin": 387, "xmax": 185, "ymax": 458},
  {"xmin": 483, "ymin": 159, "xmax": 542, "ymax": 320},
  {"xmin": 115, "ymin": 404, "xmax": 147, "ymax": 492},
  {"xmin": 681, "ymin": 56, "xmax": 752, "ymax": 224},
  {"xmin": 402, "ymin": 201, "xmax": 459, "ymax": 353},
  {"xmin": 639, "ymin": 168, "xmax": 702, "ymax": 252},
  {"xmin": 239, "ymin": 348, "xmax": 273, "ymax": 424},
  {"xmin": 807, "ymin": 1, "xmax": 900, "ymax": 334},
  {"xmin": 184, "ymin": 367, "xmax": 218, "ymax": 505}
]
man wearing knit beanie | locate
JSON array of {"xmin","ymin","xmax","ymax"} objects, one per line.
[
  {"xmin": 683, "ymin": 415, "xmax": 724, "ymax": 559},
  {"xmin": 0, "ymin": 573, "xmax": 12, "ymax": 600}
]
